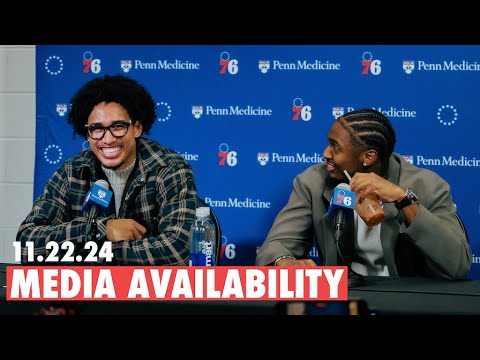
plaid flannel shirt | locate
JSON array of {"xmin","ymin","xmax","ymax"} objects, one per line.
[{"xmin": 17, "ymin": 138, "xmax": 198, "ymax": 265}]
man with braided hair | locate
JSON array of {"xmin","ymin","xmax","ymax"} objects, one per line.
[{"xmin": 256, "ymin": 108, "xmax": 471, "ymax": 280}]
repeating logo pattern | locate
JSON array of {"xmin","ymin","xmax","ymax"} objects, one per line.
[{"xmin": 35, "ymin": 46, "xmax": 480, "ymax": 275}]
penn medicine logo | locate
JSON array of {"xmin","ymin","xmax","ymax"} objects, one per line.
[
  {"xmin": 192, "ymin": 106, "xmax": 203, "ymax": 119},
  {"xmin": 259, "ymin": 60, "xmax": 270, "ymax": 73},
  {"xmin": 416, "ymin": 155, "xmax": 480, "ymax": 167},
  {"xmin": 257, "ymin": 59, "xmax": 341, "ymax": 71},
  {"xmin": 257, "ymin": 152, "xmax": 269, "ymax": 166},
  {"xmin": 403, "ymin": 60, "xmax": 415, "ymax": 74},
  {"xmin": 332, "ymin": 107, "xmax": 344, "ymax": 119},
  {"xmin": 257, "ymin": 152, "xmax": 324, "ymax": 164},
  {"xmin": 402, "ymin": 155, "xmax": 414, "ymax": 164},
  {"xmin": 192, "ymin": 105, "xmax": 272, "ymax": 118},
  {"xmin": 126, "ymin": 59, "xmax": 200, "ymax": 71},
  {"xmin": 204, "ymin": 196, "xmax": 271, "ymax": 209},
  {"xmin": 402, "ymin": 153, "xmax": 480, "ymax": 167},
  {"xmin": 97, "ymin": 189, "xmax": 106, "ymax": 199},
  {"xmin": 56, "ymin": 104, "xmax": 68, "ymax": 116},
  {"xmin": 339, "ymin": 106, "xmax": 416, "ymax": 118},
  {"xmin": 405, "ymin": 60, "xmax": 480, "ymax": 72},
  {"xmin": 121, "ymin": 60, "xmax": 132, "ymax": 73}
]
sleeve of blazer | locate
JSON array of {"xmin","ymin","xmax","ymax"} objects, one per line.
[{"xmin": 400, "ymin": 171, "xmax": 472, "ymax": 280}]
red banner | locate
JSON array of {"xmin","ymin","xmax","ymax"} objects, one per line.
[{"xmin": 6, "ymin": 266, "xmax": 348, "ymax": 301}]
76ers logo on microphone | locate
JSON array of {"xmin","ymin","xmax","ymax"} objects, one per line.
[
  {"xmin": 333, "ymin": 185, "xmax": 355, "ymax": 209},
  {"xmin": 336, "ymin": 189, "xmax": 353, "ymax": 207}
]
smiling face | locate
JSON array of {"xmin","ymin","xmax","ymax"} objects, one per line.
[
  {"xmin": 322, "ymin": 120, "xmax": 365, "ymax": 182},
  {"xmin": 86, "ymin": 102, "xmax": 142, "ymax": 170}
]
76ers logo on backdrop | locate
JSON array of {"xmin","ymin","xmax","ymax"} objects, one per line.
[
  {"xmin": 83, "ymin": 51, "xmax": 102, "ymax": 74},
  {"xmin": 361, "ymin": 51, "xmax": 382, "ymax": 75},
  {"xmin": 292, "ymin": 98, "xmax": 312, "ymax": 121},
  {"xmin": 220, "ymin": 235, "xmax": 236, "ymax": 262},
  {"xmin": 218, "ymin": 143, "xmax": 238, "ymax": 167},
  {"xmin": 219, "ymin": 51, "xmax": 239, "ymax": 75}
]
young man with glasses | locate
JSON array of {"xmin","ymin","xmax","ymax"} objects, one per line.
[{"xmin": 17, "ymin": 74, "xmax": 198, "ymax": 265}]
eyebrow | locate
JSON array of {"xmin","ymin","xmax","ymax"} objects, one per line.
[{"xmin": 87, "ymin": 120, "xmax": 129, "ymax": 127}]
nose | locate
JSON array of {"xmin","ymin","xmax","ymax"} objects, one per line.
[
  {"xmin": 101, "ymin": 128, "xmax": 117, "ymax": 143},
  {"xmin": 322, "ymin": 145, "xmax": 332, "ymax": 160}
]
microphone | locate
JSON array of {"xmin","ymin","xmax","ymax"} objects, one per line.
[
  {"xmin": 328, "ymin": 183, "xmax": 355, "ymax": 243},
  {"xmin": 328, "ymin": 183, "xmax": 365, "ymax": 288},
  {"xmin": 82, "ymin": 179, "xmax": 113, "ymax": 222}
]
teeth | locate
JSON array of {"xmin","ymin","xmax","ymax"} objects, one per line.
[{"xmin": 102, "ymin": 147, "xmax": 120, "ymax": 155}]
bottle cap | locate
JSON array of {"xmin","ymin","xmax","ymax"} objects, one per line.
[{"xmin": 196, "ymin": 207, "xmax": 210, "ymax": 218}]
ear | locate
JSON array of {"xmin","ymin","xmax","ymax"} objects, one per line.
[
  {"xmin": 133, "ymin": 121, "xmax": 143, "ymax": 138},
  {"xmin": 363, "ymin": 149, "xmax": 378, "ymax": 166}
]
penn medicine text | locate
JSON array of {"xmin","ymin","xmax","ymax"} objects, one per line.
[
  {"xmin": 417, "ymin": 155, "xmax": 480, "ymax": 167},
  {"xmin": 417, "ymin": 60, "xmax": 480, "ymax": 71}
]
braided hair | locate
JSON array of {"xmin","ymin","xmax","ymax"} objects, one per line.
[{"xmin": 337, "ymin": 108, "xmax": 396, "ymax": 175}]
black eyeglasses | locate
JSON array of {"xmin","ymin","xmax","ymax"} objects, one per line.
[{"xmin": 85, "ymin": 120, "xmax": 133, "ymax": 140}]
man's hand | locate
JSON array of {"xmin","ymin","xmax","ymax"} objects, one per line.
[
  {"xmin": 349, "ymin": 172, "xmax": 405, "ymax": 203},
  {"xmin": 276, "ymin": 258, "xmax": 317, "ymax": 266},
  {"xmin": 105, "ymin": 219, "xmax": 147, "ymax": 242}
]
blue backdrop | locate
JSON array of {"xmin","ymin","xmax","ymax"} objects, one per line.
[{"xmin": 35, "ymin": 45, "xmax": 480, "ymax": 278}]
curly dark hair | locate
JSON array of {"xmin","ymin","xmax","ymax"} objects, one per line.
[
  {"xmin": 337, "ymin": 108, "xmax": 396, "ymax": 175},
  {"xmin": 68, "ymin": 74, "xmax": 157, "ymax": 138}
]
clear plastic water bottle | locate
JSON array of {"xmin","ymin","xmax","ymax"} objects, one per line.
[{"xmin": 189, "ymin": 207, "xmax": 216, "ymax": 266}]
